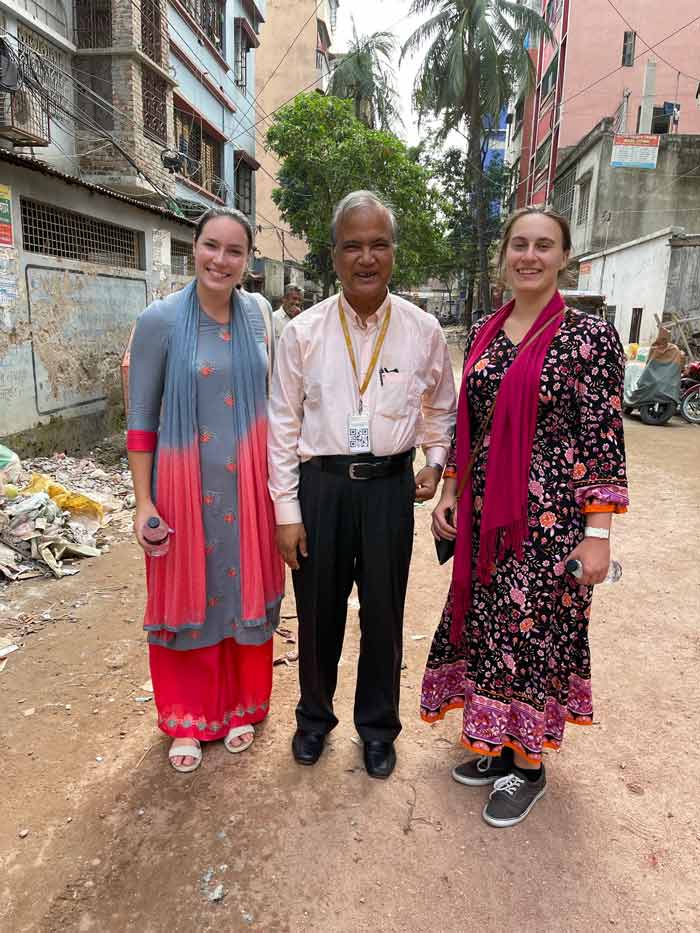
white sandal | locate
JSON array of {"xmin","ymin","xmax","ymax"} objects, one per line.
[
  {"xmin": 168, "ymin": 740, "xmax": 202, "ymax": 773},
  {"xmin": 224, "ymin": 724, "xmax": 255, "ymax": 754}
]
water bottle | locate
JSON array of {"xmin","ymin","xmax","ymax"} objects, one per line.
[
  {"xmin": 566, "ymin": 558, "xmax": 622, "ymax": 584},
  {"xmin": 142, "ymin": 516, "xmax": 171, "ymax": 557}
]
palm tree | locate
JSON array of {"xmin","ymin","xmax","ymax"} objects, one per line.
[
  {"xmin": 402, "ymin": 1, "xmax": 552, "ymax": 315},
  {"xmin": 329, "ymin": 21, "xmax": 402, "ymax": 132}
]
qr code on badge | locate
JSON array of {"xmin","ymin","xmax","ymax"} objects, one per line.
[{"xmin": 348, "ymin": 420, "xmax": 370, "ymax": 451}]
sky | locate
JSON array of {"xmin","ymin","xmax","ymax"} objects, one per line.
[{"xmin": 333, "ymin": 0, "xmax": 425, "ymax": 146}]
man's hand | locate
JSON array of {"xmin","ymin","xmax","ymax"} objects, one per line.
[
  {"xmin": 276, "ymin": 522, "xmax": 308, "ymax": 570},
  {"xmin": 414, "ymin": 465, "xmax": 440, "ymax": 502},
  {"xmin": 566, "ymin": 538, "xmax": 611, "ymax": 586}
]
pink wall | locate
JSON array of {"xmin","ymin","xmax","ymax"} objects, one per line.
[{"xmin": 561, "ymin": 0, "xmax": 700, "ymax": 147}]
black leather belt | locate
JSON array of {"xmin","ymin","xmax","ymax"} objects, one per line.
[{"xmin": 305, "ymin": 450, "xmax": 413, "ymax": 480}]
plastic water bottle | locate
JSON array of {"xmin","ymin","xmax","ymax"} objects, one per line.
[
  {"xmin": 566, "ymin": 558, "xmax": 622, "ymax": 584},
  {"xmin": 142, "ymin": 516, "xmax": 170, "ymax": 557}
]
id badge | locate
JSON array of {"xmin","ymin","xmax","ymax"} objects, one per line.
[{"xmin": 347, "ymin": 414, "xmax": 371, "ymax": 453}]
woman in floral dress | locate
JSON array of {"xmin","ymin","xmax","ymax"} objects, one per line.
[{"xmin": 426, "ymin": 208, "xmax": 628, "ymax": 827}]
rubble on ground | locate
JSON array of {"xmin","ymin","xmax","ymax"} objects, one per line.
[{"xmin": 0, "ymin": 448, "xmax": 135, "ymax": 584}]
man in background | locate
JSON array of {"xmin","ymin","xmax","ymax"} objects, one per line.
[{"xmin": 273, "ymin": 284, "xmax": 304, "ymax": 342}]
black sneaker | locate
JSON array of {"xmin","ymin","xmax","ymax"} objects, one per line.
[
  {"xmin": 482, "ymin": 768, "xmax": 547, "ymax": 828},
  {"xmin": 452, "ymin": 750, "xmax": 513, "ymax": 787}
]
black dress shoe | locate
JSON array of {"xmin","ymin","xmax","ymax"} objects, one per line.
[
  {"xmin": 363, "ymin": 740, "xmax": 396, "ymax": 779},
  {"xmin": 292, "ymin": 729, "xmax": 326, "ymax": 765}
]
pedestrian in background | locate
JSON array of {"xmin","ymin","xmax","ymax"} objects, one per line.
[
  {"xmin": 127, "ymin": 207, "xmax": 284, "ymax": 773},
  {"xmin": 273, "ymin": 283, "xmax": 304, "ymax": 342},
  {"xmin": 268, "ymin": 190, "xmax": 456, "ymax": 778},
  {"xmin": 427, "ymin": 207, "xmax": 629, "ymax": 826}
]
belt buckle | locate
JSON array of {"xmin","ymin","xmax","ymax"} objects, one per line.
[{"xmin": 349, "ymin": 463, "xmax": 370, "ymax": 480}]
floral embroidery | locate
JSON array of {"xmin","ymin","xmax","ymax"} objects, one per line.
[
  {"xmin": 199, "ymin": 362, "xmax": 215, "ymax": 378},
  {"xmin": 573, "ymin": 462, "xmax": 587, "ymax": 479},
  {"xmin": 219, "ymin": 328, "xmax": 231, "ymax": 342},
  {"xmin": 539, "ymin": 511, "xmax": 556, "ymax": 528},
  {"xmin": 200, "ymin": 428, "xmax": 213, "ymax": 444},
  {"xmin": 224, "ymin": 392, "xmax": 235, "ymax": 408}
]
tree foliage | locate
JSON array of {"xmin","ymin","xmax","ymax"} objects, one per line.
[
  {"xmin": 328, "ymin": 22, "xmax": 401, "ymax": 131},
  {"xmin": 266, "ymin": 93, "xmax": 445, "ymax": 295}
]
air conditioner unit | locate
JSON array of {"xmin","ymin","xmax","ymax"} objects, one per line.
[{"xmin": 0, "ymin": 86, "xmax": 50, "ymax": 146}]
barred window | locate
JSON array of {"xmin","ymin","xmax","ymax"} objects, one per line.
[
  {"xmin": 74, "ymin": 0, "xmax": 112, "ymax": 49},
  {"xmin": 174, "ymin": 105, "xmax": 224, "ymax": 198},
  {"xmin": 576, "ymin": 178, "xmax": 591, "ymax": 228},
  {"xmin": 141, "ymin": 0, "xmax": 165, "ymax": 65},
  {"xmin": 74, "ymin": 55, "xmax": 113, "ymax": 131},
  {"xmin": 235, "ymin": 160, "xmax": 253, "ymax": 216},
  {"xmin": 142, "ymin": 66, "xmax": 168, "ymax": 142},
  {"xmin": 171, "ymin": 239, "xmax": 195, "ymax": 276},
  {"xmin": 21, "ymin": 198, "xmax": 144, "ymax": 269},
  {"xmin": 180, "ymin": 0, "xmax": 224, "ymax": 52},
  {"xmin": 552, "ymin": 169, "xmax": 575, "ymax": 222},
  {"xmin": 234, "ymin": 22, "xmax": 251, "ymax": 91}
]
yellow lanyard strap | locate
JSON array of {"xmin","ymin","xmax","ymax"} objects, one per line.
[{"xmin": 338, "ymin": 295, "xmax": 392, "ymax": 412}]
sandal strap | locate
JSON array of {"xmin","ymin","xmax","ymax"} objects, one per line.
[
  {"xmin": 168, "ymin": 742, "xmax": 202, "ymax": 760},
  {"xmin": 226, "ymin": 725, "xmax": 255, "ymax": 740}
]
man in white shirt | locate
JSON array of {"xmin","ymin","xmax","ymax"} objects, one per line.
[
  {"xmin": 273, "ymin": 284, "xmax": 304, "ymax": 342},
  {"xmin": 268, "ymin": 191, "xmax": 456, "ymax": 779}
]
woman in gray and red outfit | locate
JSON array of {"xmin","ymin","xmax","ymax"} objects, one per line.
[{"xmin": 425, "ymin": 207, "xmax": 629, "ymax": 828}]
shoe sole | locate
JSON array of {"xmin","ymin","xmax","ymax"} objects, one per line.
[
  {"xmin": 481, "ymin": 785, "xmax": 547, "ymax": 828},
  {"xmin": 451, "ymin": 766, "xmax": 502, "ymax": 787}
]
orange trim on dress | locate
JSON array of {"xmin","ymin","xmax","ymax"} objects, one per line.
[{"xmin": 581, "ymin": 503, "xmax": 627, "ymax": 514}]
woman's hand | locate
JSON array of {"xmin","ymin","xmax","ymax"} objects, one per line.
[
  {"xmin": 432, "ymin": 490, "xmax": 458, "ymax": 541},
  {"xmin": 133, "ymin": 501, "xmax": 166, "ymax": 555},
  {"xmin": 566, "ymin": 538, "xmax": 611, "ymax": 585}
]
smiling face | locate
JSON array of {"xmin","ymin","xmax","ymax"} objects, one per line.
[
  {"xmin": 193, "ymin": 216, "xmax": 250, "ymax": 295},
  {"xmin": 332, "ymin": 205, "xmax": 395, "ymax": 312},
  {"xmin": 503, "ymin": 213, "xmax": 570, "ymax": 299}
]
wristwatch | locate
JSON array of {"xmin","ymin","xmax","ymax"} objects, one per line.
[
  {"xmin": 584, "ymin": 526, "xmax": 610, "ymax": 539},
  {"xmin": 425, "ymin": 461, "xmax": 444, "ymax": 476}
]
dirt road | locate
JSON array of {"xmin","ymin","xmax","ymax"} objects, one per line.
[{"xmin": 2, "ymin": 374, "xmax": 699, "ymax": 932}]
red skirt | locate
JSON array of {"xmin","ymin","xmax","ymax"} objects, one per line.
[{"xmin": 149, "ymin": 638, "xmax": 273, "ymax": 741}]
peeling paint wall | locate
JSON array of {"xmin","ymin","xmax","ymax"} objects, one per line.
[{"xmin": 0, "ymin": 161, "xmax": 195, "ymax": 447}]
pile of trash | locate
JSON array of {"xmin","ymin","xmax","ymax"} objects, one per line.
[{"xmin": 0, "ymin": 444, "xmax": 135, "ymax": 583}]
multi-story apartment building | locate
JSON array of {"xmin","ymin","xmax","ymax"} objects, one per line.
[
  {"xmin": 254, "ymin": 0, "xmax": 339, "ymax": 303},
  {"xmin": 520, "ymin": 0, "xmax": 700, "ymax": 209}
]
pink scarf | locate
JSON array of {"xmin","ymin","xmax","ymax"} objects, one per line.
[{"xmin": 449, "ymin": 291, "xmax": 565, "ymax": 645}]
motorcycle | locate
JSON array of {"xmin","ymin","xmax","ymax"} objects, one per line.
[
  {"xmin": 679, "ymin": 360, "xmax": 700, "ymax": 424},
  {"xmin": 623, "ymin": 326, "xmax": 683, "ymax": 426}
]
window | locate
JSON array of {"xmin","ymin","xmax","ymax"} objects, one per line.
[
  {"xmin": 234, "ymin": 21, "xmax": 252, "ymax": 91},
  {"xmin": 534, "ymin": 136, "xmax": 551, "ymax": 176},
  {"xmin": 175, "ymin": 105, "xmax": 224, "ymax": 198},
  {"xmin": 605, "ymin": 305, "xmax": 617, "ymax": 326},
  {"xmin": 17, "ymin": 23, "xmax": 67, "ymax": 117},
  {"xmin": 552, "ymin": 169, "xmax": 575, "ymax": 221},
  {"xmin": 629, "ymin": 307, "xmax": 643, "ymax": 343},
  {"xmin": 21, "ymin": 198, "xmax": 144, "ymax": 269},
  {"xmin": 74, "ymin": 0, "xmax": 111, "ymax": 49},
  {"xmin": 171, "ymin": 239, "xmax": 195, "ymax": 276},
  {"xmin": 651, "ymin": 106, "xmax": 672, "ymax": 135},
  {"xmin": 576, "ymin": 177, "xmax": 591, "ymax": 227},
  {"xmin": 75, "ymin": 55, "xmax": 113, "ymax": 131},
  {"xmin": 180, "ymin": 0, "xmax": 225, "ymax": 51},
  {"xmin": 513, "ymin": 96, "xmax": 524, "ymax": 136},
  {"xmin": 235, "ymin": 160, "xmax": 253, "ymax": 216},
  {"xmin": 621, "ymin": 31, "xmax": 636, "ymax": 67},
  {"xmin": 142, "ymin": 66, "xmax": 168, "ymax": 142},
  {"xmin": 141, "ymin": 0, "xmax": 164, "ymax": 65},
  {"xmin": 541, "ymin": 54, "xmax": 558, "ymax": 101}
]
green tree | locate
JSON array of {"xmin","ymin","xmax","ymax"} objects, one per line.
[
  {"xmin": 402, "ymin": 0, "xmax": 551, "ymax": 314},
  {"xmin": 328, "ymin": 22, "xmax": 401, "ymax": 131},
  {"xmin": 266, "ymin": 93, "xmax": 444, "ymax": 296}
]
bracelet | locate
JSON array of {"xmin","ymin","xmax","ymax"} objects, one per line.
[{"xmin": 584, "ymin": 526, "xmax": 610, "ymax": 540}]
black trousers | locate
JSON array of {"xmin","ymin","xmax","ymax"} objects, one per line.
[{"xmin": 292, "ymin": 458, "xmax": 415, "ymax": 742}]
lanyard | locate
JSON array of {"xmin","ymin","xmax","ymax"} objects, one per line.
[{"xmin": 338, "ymin": 294, "xmax": 392, "ymax": 414}]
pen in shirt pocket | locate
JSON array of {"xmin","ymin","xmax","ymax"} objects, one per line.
[{"xmin": 379, "ymin": 367, "xmax": 399, "ymax": 386}]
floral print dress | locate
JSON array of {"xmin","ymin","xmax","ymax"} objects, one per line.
[{"xmin": 420, "ymin": 309, "xmax": 629, "ymax": 764}]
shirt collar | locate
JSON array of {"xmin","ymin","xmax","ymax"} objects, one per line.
[{"xmin": 340, "ymin": 290, "xmax": 391, "ymax": 330}]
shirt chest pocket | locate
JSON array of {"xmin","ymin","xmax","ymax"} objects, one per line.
[{"xmin": 374, "ymin": 372, "xmax": 419, "ymax": 420}]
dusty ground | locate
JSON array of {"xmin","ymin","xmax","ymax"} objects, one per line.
[{"xmin": 2, "ymin": 348, "xmax": 699, "ymax": 932}]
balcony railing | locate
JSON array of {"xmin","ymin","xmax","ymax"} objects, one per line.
[
  {"xmin": 75, "ymin": 0, "xmax": 112, "ymax": 49},
  {"xmin": 180, "ymin": 0, "xmax": 224, "ymax": 52},
  {"xmin": 142, "ymin": 67, "xmax": 168, "ymax": 142},
  {"xmin": 141, "ymin": 0, "xmax": 165, "ymax": 65}
]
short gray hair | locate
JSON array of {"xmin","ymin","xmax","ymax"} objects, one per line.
[
  {"xmin": 330, "ymin": 190, "xmax": 398, "ymax": 246},
  {"xmin": 284, "ymin": 283, "xmax": 304, "ymax": 296}
]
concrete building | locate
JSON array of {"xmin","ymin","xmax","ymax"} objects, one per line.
[
  {"xmin": 578, "ymin": 227, "xmax": 700, "ymax": 348},
  {"xmin": 254, "ymin": 0, "xmax": 339, "ymax": 304},
  {"xmin": 503, "ymin": 0, "xmax": 539, "ymax": 211},
  {"xmin": 550, "ymin": 121, "xmax": 700, "ymax": 259},
  {"xmin": 0, "ymin": 148, "xmax": 196, "ymax": 446},
  {"xmin": 523, "ymin": 0, "xmax": 700, "ymax": 205}
]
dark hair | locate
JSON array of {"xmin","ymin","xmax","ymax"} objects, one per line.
[
  {"xmin": 497, "ymin": 207, "xmax": 572, "ymax": 282},
  {"xmin": 194, "ymin": 207, "xmax": 254, "ymax": 252}
]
